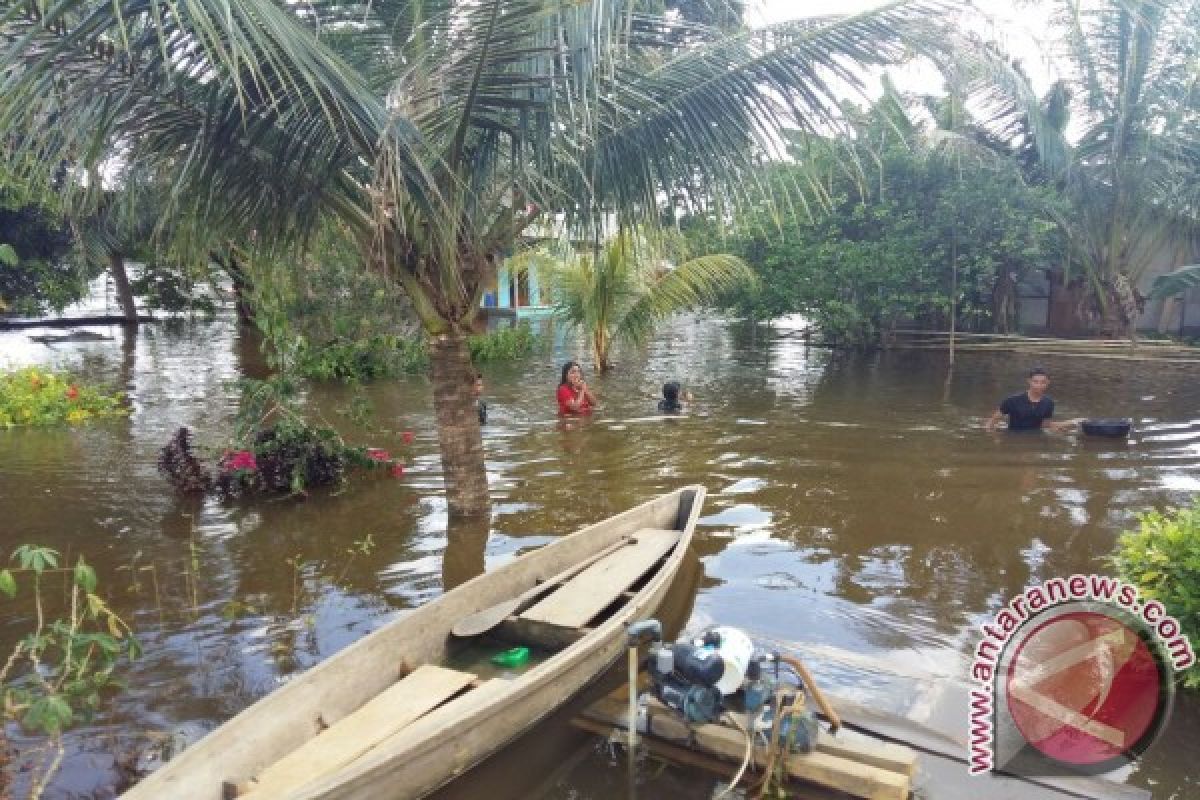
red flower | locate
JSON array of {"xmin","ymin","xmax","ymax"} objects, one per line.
[
  {"xmin": 226, "ymin": 450, "xmax": 257, "ymax": 471},
  {"xmin": 367, "ymin": 447, "xmax": 390, "ymax": 462},
  {"xmin": 390, "ymin": 463, "xmax": 405, "ymax": 478},
  {"xmin": 401, "ymin": 431, "xmax": 415, "ymax": 444},
  {"xmin": 65, "ymin": 385, "xmax": 80, "ymax": 400}
]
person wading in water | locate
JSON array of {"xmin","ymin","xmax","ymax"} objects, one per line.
[
  {"xmin": 557, "ymin": 361, "xmax": 598, "ymax": 415},
  {"xmin": 986, "ymin": 367, "xmax": 1079, "ymax": 433}
]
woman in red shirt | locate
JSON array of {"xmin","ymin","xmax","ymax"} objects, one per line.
[{"xmin": 557, "ymin": 361, "xmax": 597, "ymax": 415}]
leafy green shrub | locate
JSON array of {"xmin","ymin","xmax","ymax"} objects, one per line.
[
  {"xmin": 468, "ymin": 323, "xmax": 539, "ymax": 363},
  {"xmin": 295, "ymin": 324, "xmax": 539, "ymax": 382},
  {"xmin": 1, "ymin": 545, "xmax": 140, "ymax": 797},
  {"xmin": 0, "ymin": 193, "xmax": 87, "ymax": 317},
  {"xmin": 129, "ymin": 265, "xmax": 217, "ymax": 315},
  {"xmin": 1112, "ymin": 499, "xmax": 1200, "ymax": 689},
  {"xmin": 0, "ymin": 367, "xmax": 125, "ymax": 428},
  {"xmin": 295, "ymin": 334, "xmax": 426, "ymax": 381}
]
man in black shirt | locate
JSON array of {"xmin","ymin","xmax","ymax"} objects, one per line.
[{"xmin": 986, "ymin": 368, "xmax": 1077, "ymax": 432}]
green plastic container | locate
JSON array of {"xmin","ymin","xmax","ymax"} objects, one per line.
[{"xmin": 490, "ymin": 646, "xmax": 531, "ymax": 668}]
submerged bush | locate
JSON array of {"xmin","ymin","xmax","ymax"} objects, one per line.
[
  {"xmin": 295, "ymin": 334, "xmax": 426, "ymax": 381},
  {"xmin": 468, "ymin": 323, "xmax": 539, "ymax": 363},
  {"xmin": 1112, "ymin": 499, "xmax": 1200, "ymax": 689},
  {"xmin": 159, "ymin": 421, "xmax": 408, "ymax": 500},
  {"xmin": 295, "ymin": 323, "xmax": 540, "ymax": 382},
  {"xmin": 156, "ymin": 427, "xmax": 213, "ymax": 494},
  {"xmin": 0, "ymin": 367, "xmax": 124, "ymax": 428}
]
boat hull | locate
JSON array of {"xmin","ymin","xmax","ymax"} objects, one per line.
[{"xmin": 123, "ymin": 486, "xmax": 705, "ymax": 800}]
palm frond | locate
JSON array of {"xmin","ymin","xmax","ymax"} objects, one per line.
[
  {"xmin": 569, "ymin": 1, "xmax": 956, "ymax": 228},
  {"xmin": 617, "ymin": 252, "xmax": 755, "ymax": 348},
  {"xmin": 1150, "ymin": 264, "xmax": 1200, "ymax": 299}
]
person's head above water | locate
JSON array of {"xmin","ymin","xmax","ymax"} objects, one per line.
[
  {"xmin": 659, "ymin": 381, "xmax": 684, "ymax": 412},
  {"xmin": 560, "ymin": 361, "xmax": 583, "ymax": 387},
  {"xmin": 1026, "ymin": 366, "xmax": 1050, "ymax": 399}
]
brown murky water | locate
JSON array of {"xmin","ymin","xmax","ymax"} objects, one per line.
[{"xmin": 1, "ymin": 314, "xmax": 1198, "ymax": 799}]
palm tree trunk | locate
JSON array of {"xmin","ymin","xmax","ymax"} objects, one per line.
[
  {"xmin": 109, "ymin": 253, "xmax": 138, "ymax": 324},
  {"xmin": 227, "ymin": 256, "xmax": 255, "ymax": 326},
  {"xmin": 0, "ymin": 723, "xmax": 10, "ymax": 800},
  {"xmin": 428, "ymin": 333, "xmax": 491, "ymax": 518},
  {"xmin": 593, "ymin": 328, "xmax": 610, "ymax": 372}
]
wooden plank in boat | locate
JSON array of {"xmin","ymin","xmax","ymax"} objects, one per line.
[
  {"xmin": 495, "ymin": 615, "xmax": 587, "ymax": 650},
  {"xmin": 520, "ymin": 529, "xmax": 679, "ymax": 629},
  {"xmin": 239, "ymin": 665, "xmax": 475, "ymax": 799}
]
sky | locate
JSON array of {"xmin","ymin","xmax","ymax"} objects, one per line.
[{"xmin": 748, "ymin": 0, "xmax": 1062, "ymax": 96}]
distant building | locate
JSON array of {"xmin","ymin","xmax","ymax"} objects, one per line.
[{"xmin": 481, "ymin": 261, "xmax": 552, "ymax": 319}]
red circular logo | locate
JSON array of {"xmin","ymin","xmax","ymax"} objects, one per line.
[{"xmin": 1006, "ymin": 610, "xmax": 1165, "ymax": 767}]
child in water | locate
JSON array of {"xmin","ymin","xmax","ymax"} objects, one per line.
[
  {"xmin": 474, "ymin": 371, "xmax": 487, "ymax": 425},
  {"xmin": 657, "ymin": 381, "xmax": 692, "ymax": 414}
]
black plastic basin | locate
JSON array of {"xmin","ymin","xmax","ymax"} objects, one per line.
[{"xmin": 1082, "ymin": 418, "xmax": 1133, "ymax": 437}]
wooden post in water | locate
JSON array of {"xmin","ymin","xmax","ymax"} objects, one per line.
[{"xmin": 628, "ymin": 646, "xmax": 638, "ymax": 751}]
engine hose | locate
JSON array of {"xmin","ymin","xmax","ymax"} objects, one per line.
[
  {"xmin": 779, "ymin": 654, "xmax": 841, "ymax": 733},
  {"xmin": 713, "ymin": 711, "xmax": 754, "ymax": 800}
]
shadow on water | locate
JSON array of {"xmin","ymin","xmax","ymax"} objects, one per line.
[{"xmin": 1, "ymin": 313, "xmax": 1198, "ymax": 797}]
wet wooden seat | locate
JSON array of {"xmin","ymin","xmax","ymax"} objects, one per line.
[
  {"xmin": 237, "ymin": 665, "xmax": 476, "ymax": 798},
  {"xmin": 518, "ymin": 528, "xmax": 680, "ymax": 629}
]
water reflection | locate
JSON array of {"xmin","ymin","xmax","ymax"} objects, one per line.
[
  {"xmin": 1, "ymin": 314, "xmax": 1198, "ymax": 797},
  {"xmin": 442, "ymin": 516, "xmax": 489, "ymax": 590}
]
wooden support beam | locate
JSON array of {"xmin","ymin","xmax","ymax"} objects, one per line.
[{"xmin": 576, "ymin": 695, "xmax": 913, "ymax": 800}]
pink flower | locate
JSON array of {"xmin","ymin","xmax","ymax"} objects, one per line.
[
  {"xmin": 390, "ymin": 463, "xmax": 405, "ymax": 478},
  {"xmin": 65, "ymin": 385, "xmax": 79, "ymax": 400},
  {"xmin": 367, "ymin": 448, "xmax": 390, "ymax": 463},
  {"xmin": 401, "ymin": 431, "xmax": 415, "ymax": 444},
  {"xmin": 226, "ymin": 450, "xmax": 257, "ymax": 471}
]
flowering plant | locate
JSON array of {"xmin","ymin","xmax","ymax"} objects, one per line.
[
  {"xmin": 0, "ymin": 367, "xmax": 124, "ymax": 428},
  {"xmin": 159, "ymin": 423, "xmax": 412, "ymax": 499}
]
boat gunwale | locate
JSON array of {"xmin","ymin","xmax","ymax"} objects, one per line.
[
  {"xmin": 121, "ymin": 485, "xmax": 706, "ymax": 800},
  {"xmin": 293, "ymin": 484, "xmax": 706, "ymax": 798}
]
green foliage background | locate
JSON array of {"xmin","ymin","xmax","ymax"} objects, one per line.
[
  {"xmin": 0, "ymin": 189, "xmax": 88, "ymax": 316},
  {"xmin": 692, "ymin": 110, "xmax": 1065, "ymax": 347}
]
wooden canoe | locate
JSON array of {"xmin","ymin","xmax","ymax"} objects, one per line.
[{"xmin": 122, "ymin": 485, "xmax": 706, "ymax": 800}]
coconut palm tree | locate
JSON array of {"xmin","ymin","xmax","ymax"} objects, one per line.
[
  {"xmin": 548, "ymin": 230, "xmax": 755, "ymax": 371},
  {"xmin": 0, "ymin": 0, "xmax": 947, "ymax": 517},
  {"xmin": 966, "ymin": 0, "xmax": 1200, "ymax": 336}
]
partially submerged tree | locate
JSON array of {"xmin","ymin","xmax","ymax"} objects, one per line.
[
  {"xmin": 0, "ymin": 0, "xmax": 948, "ymax": 516},
  {"xmin": 548, "ymin": 231, "xmax": 755, "ymax": 371}
]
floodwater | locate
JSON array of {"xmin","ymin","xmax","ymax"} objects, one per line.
[{"xmin": 1, "ymin": 313, "xmax": 1198, "ymax": 799}]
